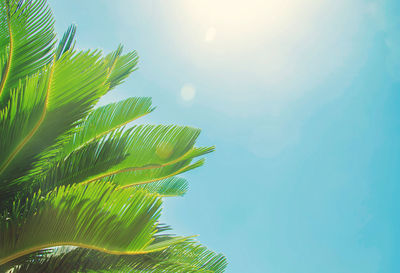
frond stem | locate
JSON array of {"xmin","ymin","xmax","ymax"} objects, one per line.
[{"xmin": 0, "ymin": 242, "xmax": 169, "ymax": 266}]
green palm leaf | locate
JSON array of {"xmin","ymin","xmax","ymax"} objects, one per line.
[
  {"xmin": 0, "ymin": 182, "xmax": 187, "ymax": 266},
  {"xmin": 104, "ymin": 45, "xmax": 139, "ymax": 90},
  {"xmin": 0, "ymin": 50, "xmax": 108, "ymax": 206},
  {"xmin": 32, "ymin": 131, "xmax": 129, "ymax": 194},
  {"xmin": 13, "ymin": 47, "xmax": 141, "ymax": 192},
  {"xmin": 5, "ymin": 242, "xmax": 227, "ymax": 273},
  {"xmin": 106, "ymin": 158, "xmax": 206, "ymax": 189},
  {"xmin": 0, "ymin": 0, "xmax": 55, "ymax": 106},
  {"xmin": 59, "ymin": 97, "xmax": 154, "ymax": 158},
  {"xmin": 23, "ymin": 125, "xmax": 212, "ymax": 195},
  {"xmin": 79, "ymin": 125, "xmax": 214, "ymax": 185}
]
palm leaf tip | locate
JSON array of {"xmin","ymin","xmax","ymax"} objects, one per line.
[
  {"xmin": 104, "ymin": 44, "xmax": 139, "ymax": 91},
  {"xmin": 55, "ymin": 24, "xmax": 76, "ymax": 60},
  {"xmin": 134, "ymin": 177, "xmax": 189, "ymax": 197}
]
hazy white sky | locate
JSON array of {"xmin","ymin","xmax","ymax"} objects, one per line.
[{"xmin": 112, "ymin": 0, "xmax": 380, "ymax": 111}]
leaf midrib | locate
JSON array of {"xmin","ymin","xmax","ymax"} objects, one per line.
[
  {"xmin": 71, "ymin": 112, "xmax": 151, "ymax": 155},
  {"xmin": 67, "ymin": 52, "xmax": 132, "ymax": 151},
  {"xmin": 0, "ymin": 6, "xmax": 14, "ymax": 98},
  {"xmin": 117, "ymin": 162, "xmax": 197, "ymax": 190},
  {"xmin": 80, "ymin": 148, "xmax": 195, "ymax": 186},
  {"xmin": 0, "ymin": 241, "xmax": 168, "ymax": 266},
  {"xmin": 0, "ymin": 59, "xmax": 55, "ymax": 175}
]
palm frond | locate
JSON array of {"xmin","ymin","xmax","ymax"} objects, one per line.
[
  {"xmin": 11, "ymin": 46, "xmax": 141, "ymax": 191},
  {"xmin": 31, "ymin": 131, "xmax": 129, "ymax": 194},
  {"xmin": 0, "ymin": 181, "xmax": 188, "ymax": 266},
  {"xmin": 0, "ymin": 0, "xmax": 56, "ymax": 106},
  {"xmin": 6, "ymin": 241, "xmax": 227, "ymax": 273},
  {"xmin": 60, "ymin": 97, "xmax": 154, "ymax": 158},
  {"xmin": 80, "ymin": 125, "xmax": 214, "ymax": 185},
  {"xmin": 104, "ymin": 45, "xmax": 138, "ymax": 91},
  {"xmin": 0, "ymin": 50, "xmax": 109, "ymax": 206},
  {"xmin": 107, "ymin": 158, "xmax": 206, "ymax": 189},
  {"xmin": 19, "ymin": 125, "xmax": 212, "ymax": 195},
  {"xmin": 0, "ymin": 247, "xmax": 53, "ymax": 272}
]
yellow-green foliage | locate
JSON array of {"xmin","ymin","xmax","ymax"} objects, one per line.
[{"xmin": 0, "ymin": 0, "xmax": 226, "ymax": 272}]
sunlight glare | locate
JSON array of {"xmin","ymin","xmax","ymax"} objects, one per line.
[
  {"xmin": 183, "ymin": 0, "xmax": 295, "ymax": 42},
  {"xmin": 205, "ymin": 27, "xmax": 217, "ymax": 42},
  {"xmin": 181, "ymin": 84, "xmax": 196, "ymax": 101}
]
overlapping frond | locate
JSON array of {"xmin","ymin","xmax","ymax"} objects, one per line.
[
  {"xmin": 0, "ymin": 247, "xmax": 53, "ymax": 272},
  {"xmin": 11, "ymin": 46, "xmax": 142, "ymax": 195},
  {"xmin": 0, "ymin": 182, "xmax": 189, "ymax": 266},
  {"xmin": 5, "ymin": 241, "xmax": 227, "ymax": 273},
  {"xmin": 22, "ymin": 125, "xmax": 212, "ymax": 195},
  {"xmin": 0, "ymin": 50, "xmax": 109, "ymax": 206},
  {"xmin": 0, "ymin": 0, "xmax": 56, "ymax": 106},
  {"xmin": 33, "ymin": 131, "xmax": 129, "ymax": 194},
  {"xmin": 106, "ymin": 158, "xmax": 206, "ymax": 189},
  {"xmin": 59, "ymin": 97, "xmax": 154, "ymax": 158},
  {"xmin": 80, "ymin": 125, "xmax": 214, "ymax": 185}
]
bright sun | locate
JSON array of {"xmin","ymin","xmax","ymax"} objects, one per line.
[
  {"xmin": 181, "ymin": 0, "xmax": 297, "ymax": 43},
  {"xmin": 116, "ymin": 0, "xmax": 367, "ymax": 109}
]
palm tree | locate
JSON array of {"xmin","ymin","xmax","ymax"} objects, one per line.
[{"xmin": 0, "ymin": 0, "xmax": 227, "ymax": 272}]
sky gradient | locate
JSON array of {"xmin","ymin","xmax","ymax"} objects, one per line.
[{"xmin": 49, "ymin": 1, "xmax": 400, "ymax": 272}]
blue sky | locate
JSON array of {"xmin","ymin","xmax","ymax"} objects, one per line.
[{"xmin": 49, "ymin": 1, "xmax": 400, "ymax": 272}]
